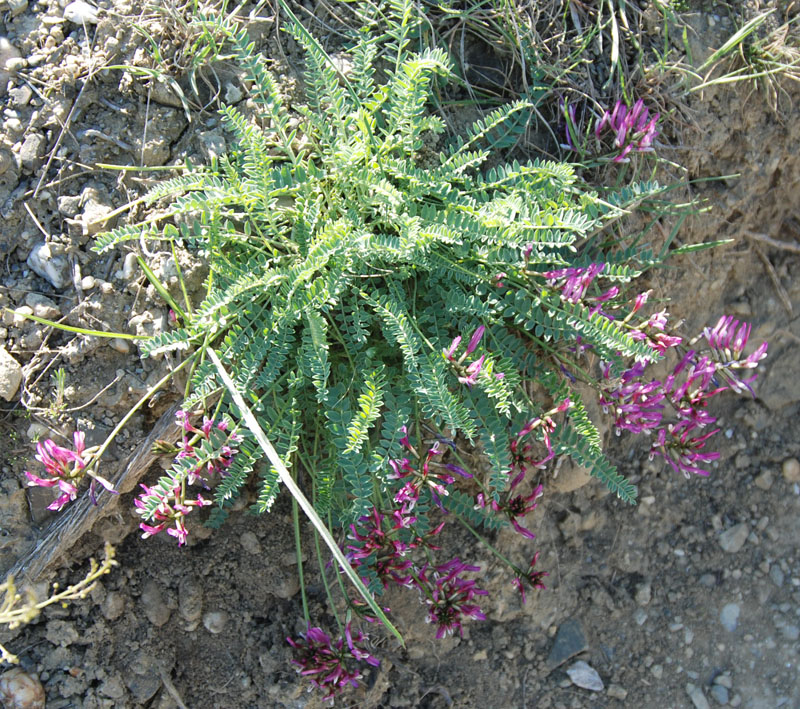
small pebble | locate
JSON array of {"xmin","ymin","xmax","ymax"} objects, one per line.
[
  {"xmin": 782, "ymin": 458, "xmax": 800, "ymax": 483},
  {"xmin": 710, "ymin": 684, "xmax": 729, "ymax": 705},
  {"xmin": 566, "ymin": 660, "xmax": 604, "ymax": 691},
  {"xmin": 81, "ymin": 275, "xmax": 96, "ymax": 290},
  {"xmin": 140, "ymin": 581, "xmax": 171, "ymax": 627},
  {"xmin": 109, "ymin": 338, "xmax": 130, "ymax": 354},
  {"xmin": 714, "ymin": 674, "xmax": 733, "ymax": 689},
  {"xmin": 0, "ymin": 347, "xmax": 22, "ymax": 401},
  {"xmin": 6, "ymin": 0, "xmax": 27, "ymax": 18},
  {"xmin": 0, "ymin": 668, "xmax": 45, "ymax": 709},
  {"xmin": 635, "ymin": 581, "xmax": 652, "ymax": 606},
  {"xmin": 63, "ymin": 0, "xmax": 99, "ymax": 23},
  {"xmin": 753, "ymin": 471, "xmax": 773, "ymax": 490},
  {"xmin": 770, "ymin": 565, "xmax": 785, "ymax": 587},
  {"xmin": 607, "ymin": 684, "xmax": 627, "ymax": 700},
  {"xmin": 686, "ymin": 683, "xmax": 711, "ymax": 709},
  {"xmin": 720, "ymin": 603, "xmax": 740, "ymax": 632},
  {"xmin": 122, "ymin": 252, "xmax": 138, "ymax": 280},
  {"xmin": 178, "ymin": 575, "xmax": 203, "ymax": 624},
  {"xmin": 203, "ymin": 610, "xmax": 229, "ymax": 634},
  {"xmin": 718, "ymin": 523, "xmax": 748, "ymax": 553},
  {"xmin": 780, "ymin": 624, "xmax": 799, "ymax": 641},
  {"xmin": 239, "ymin": 531, "xmax": 262, "ymax": 555}
]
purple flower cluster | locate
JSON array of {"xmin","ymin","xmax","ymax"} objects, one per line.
[
  {"xmin": 346, "ymin": 506, "xmax": 490, "ymax": 639},
  {"xmin": 543, "ymin": 263, "xmax": 605, "ymax": 304},
  {"xmin": 286, "ymin": 623, "xmax": 379, "ymax": 701},
  {"xmin": 595, "ymin": 98, "xmax": 660, "ymax": 162},
  {"xmin": 347, "ymin": 506, "xmax": 443, "ymax": 589},
  {"xmin": 418, "ymin": 558, "xmax": 488, "ymax": 639},
  {"xmin": 24, "ymin": 431, "xmax": 115, "ymax": 511},
  {"xmin": 601, "ymin": 314, "xmax": 768, "ymax": 477},
  {"xmin": 133, "ymin": 411, "xmax": 240, "ymax": 545},
  {"xmin": 388, "ymin": 435, "xmax": 472, "ymax": 513},
  {"xmin": 134, "ymin": 481, "xmax": 212, "ymax": 546}
]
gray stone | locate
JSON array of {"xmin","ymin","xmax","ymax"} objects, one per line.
[
  {"xmin": 8, "ymin": 85, "xmax": 31, "ymax": 108},
  {"xmin": 240, "ymin": 531, "xmax": 262, "ymax": 554},
  {"xmin": 635, "ymin": 581, "xmax": 652, "ymax": 606},
  {"xmin": 140, "ymin": 581, "xmax": 171, "ymax": 627},
  {"xmin": 0, "ymin": 347, "xmax": 22, "ymax": 401},
  {"xmin": 780, "ymin": 624, "xmax": 799, "ymax": 641},
  {"xmin": 566, "ymin": 661, "xmax": 603, "ymax": 691},
  {"xmin": 753, "ymin": 471, "xmax": 773, "ymax": 490},
  {"xmin": 27, "ymin": 242, "xmax": 70, "ymax": 289},
  {"xmin": 197, "ymin": 131, "xmax": 226, "ymax": 162},
  {"xmin": 81, "ymin": 195, "xmax": 114, "ymax": 236},
  {"xmin": 18, "ymin": 132, "xmax": 46, "ymax": 172},
  {"xmin": 710, "ymin": 684, "xmax": 729, "ymax": 705},
  {"xmin": 770, "ymin": 565, "xmax": 785, "ymax": 587},
  {"xmin": 57, "ymin": 194, "xmax": 82, "ymax": 217},
  {"xmin": 686, "ymin": 683, "xmax": 711, "ymax": 709},
  {"xmin": 178, "ymin": 575, "xmax": 203, "ymax": 624},
  {"xmin": 547, "ymin": 618, "xmax": 588, "ymax": 670},
  {"xmin": 125, "ymin": 673, "xmax": 161, "ymax": 704},
  {"xmin": 720, "ymin": 603, "xmax": 740, "ymax": 632},
  {"xmin": 203, "ymin": 610, "xmax": 229, "ymax": 634},
  {"xmin": 607, "ymin": 684, "xmax": 628, "ymax": 700},
  {"xmin": 24, "ymin": 293, "xmax": 59, "ymax": 319},
  {"xmin": 0, "ymin": 149, "xmax": 14, "ymax": 178},
  {"xmin": 718, "ymin": 523, "xmax": 748, "ymax": 553},
  {"xmin": 101, "ymin": 591, "xmax": 125, "ymax": 620},
  {"xmin": 713, "ymin": 674, "xmax": 733, "ymax": 689}
]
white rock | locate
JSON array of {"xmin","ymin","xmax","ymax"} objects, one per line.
[
  {"xmin": 203, "ymin": 610, "xmax": 229, "ymax": 634},
  {"xmin": 63, "ymin": 0, "xmax": 99, "ymax": 24},
  {"xmin": 0, "ymin": 667, "xmax": 45, "ymax": 709},
  {"xmin": 122, "ymin": 252, "xmax": 138, "ymax": 280},
  {"xmin": 27, "ymin": 242, "xmax": 71, "ymax": 289},
  {"xmin": 0, "ymin": 347, "xmax": 22, "ymax": 401},
  {"xmin": 566, "ymin": 660, "xmax": 604, "ymax": 691}
]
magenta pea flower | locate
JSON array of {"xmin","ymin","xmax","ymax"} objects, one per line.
[
  {"xmin": 24, "ymin": 431, "xmax": 115, "ymax": 511},
  {"xmin": 287, "ymin": 623, "xmax": 379, "ymax": 701},
  {"xmin": 418, "ymin": 558, "xmax": 488, "ymax": 639},
  {"xmin": 596, "ymin": 98, "xmax": 660, "ymax": 162},
  {"xmin": 134, "ymin": 482, "xmax": 211, "ymax": 546},
  {"xmin": 512, "ymin": 551, "xmax": 548, "ymax": 604}
]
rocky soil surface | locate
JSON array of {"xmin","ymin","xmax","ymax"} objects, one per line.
[{"xmin": 0, "ymin": 1, "xmax": 798, "ymax": 708}]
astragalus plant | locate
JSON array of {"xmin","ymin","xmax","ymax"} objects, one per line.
[{"xmin": 24, "ymin": 0, "xmax": 764, "ymax": 699}]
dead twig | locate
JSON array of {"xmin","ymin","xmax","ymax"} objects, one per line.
[
  {"xmin": 745, "ymin": 229, "xmax": 800, "ymax": 254},
  {"xmin": 747, "ymin": 238, "xmax": 793, "ymax": 315}
]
